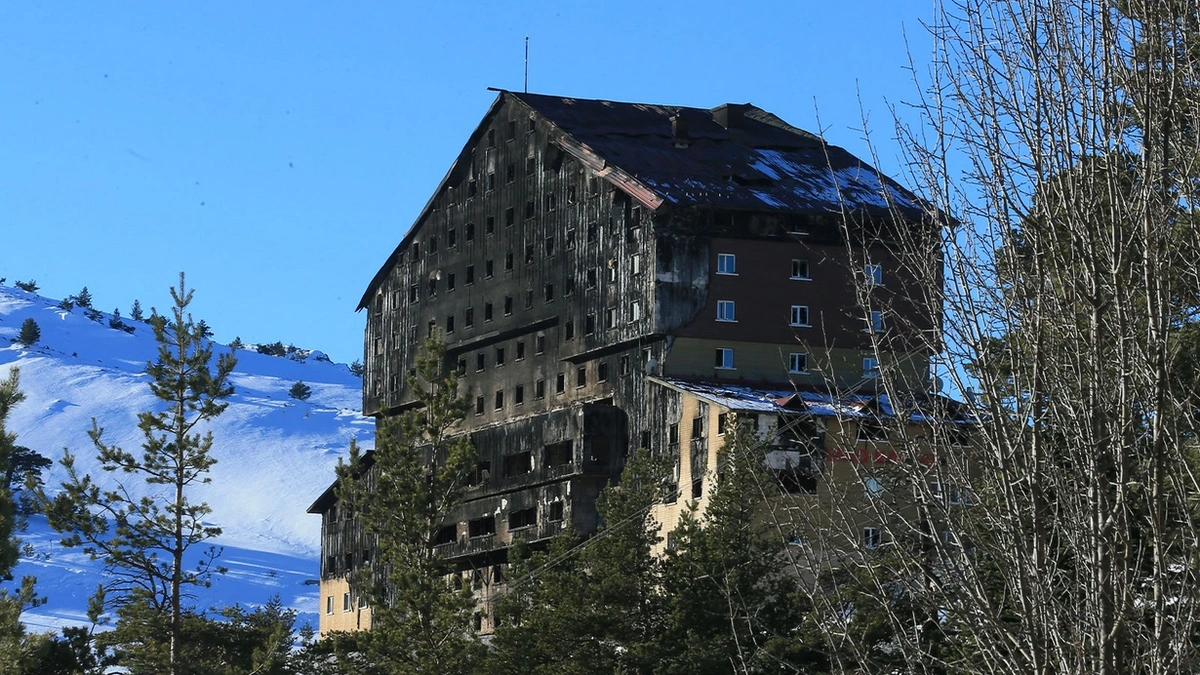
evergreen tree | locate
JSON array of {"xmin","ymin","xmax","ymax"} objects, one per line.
[
  {"xmin": 45, "ymin": 273, "xmax": 236, "ymax": 675},
  {"xmin": 15, "ymin": 320, "xmax": 39, "ymax": 348},
  {"xmin": 289, "ymin": 381, "xmax": 312, "ymax": 401},
  {"xmin": 491, "ymin": 448, "xmax": 669, "ymax": 674},
  {"xmin": 332, "ymin": 336, "xmax": 482, "ymax": 674},
  {"xmin": 12, "ymin": 281, "xmax": 36, "ymax": 293},
  {"xmin": 74, "ymin": 287, "xmax": 92, "ymax": 309},
  {"xmin": 348, "ymin": 360, "xmax": 364, "ymax": 378},
  {"xmin": 0, "ymin": 369, "xmax": 45, "ymax": 670},
  {"xmin": 130, "ymin": 299, "xmax": 143, "ymax": 322},
  {"xmin": 109, "ymin": 308, "xmax": 127, "ymax": 332},
  {"xmin": 657, "ymin": 418, "xmax": 811, "ymax": 674}
]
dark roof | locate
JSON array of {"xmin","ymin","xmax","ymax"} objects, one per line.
[
  {"xmin": 510, "ymin": 92, "xmax": 928, "ymax": 217},
  {"xmin": 358, "ymin": 91, "xmax": 930, "ymax": 310}
]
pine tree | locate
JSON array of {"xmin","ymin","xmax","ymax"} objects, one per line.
[
  {"xmin": 348, "ymin": 359, "xmax": 364, "ymax": 378},
  {"xmin": 288, "ymin": 381, "xmax": 312, "ymax": 401},
  {"xmin": 130, "ymin": 299, "xmax": 143, "ymax": 322},
  {"xmin": 491, "ymin": 448, "xmax": 670, "ymax": 673},
  {"xmin": 16, "ymin": 319, "xmax": 39, "ymax": 348},
  {"xmin": 333, "ymin": 336, "xmax": 482, "ymax": 674},
  {"xmin": 45, "ymin": 273, "xmax": 236, "ymax": 675},
  {"xmin": 13, "ymin": 281, "xmax": 37, "ymax": 293},
  {"xmin": 74, "ymin": 287, "xmax": 92, "ymax": 309},
  {"xmin": 657, "ymin": 418, "xmax": 811, "ymax": 674},
  {"xmin": 0, "ymin": 369, "xmax": 45, "ymax": 667}
]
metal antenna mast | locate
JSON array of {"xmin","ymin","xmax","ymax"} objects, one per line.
[{"xmin": 524, "ymin": 37, "xmax": 529, "ymax": 92}]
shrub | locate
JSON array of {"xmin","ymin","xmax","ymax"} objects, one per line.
[
  {"xmin": 14, "ymin": 280, "xmax": 38, "ymax": 293},
  {"xmin": 289, "ymin": 381, "xmax": 313, "ymax": 401},
  {"xmin": 59, "ymin": 298, "xmax": 75, "ymax": 311},
  {"xmin": 17, "ymin": 318, "xmax": 40, "ymax": 347},
  {"xmin": 256, "ymin": 341, "xmax": 287, "ymax": 357}
]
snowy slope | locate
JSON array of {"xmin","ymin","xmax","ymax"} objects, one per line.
[{"xmin": 0, "ymin": 284, "xmax": 372, "ymax": 632}]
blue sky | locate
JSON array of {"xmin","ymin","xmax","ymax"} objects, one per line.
[{"xmin": 2, "ymin": 1, "xmax": 935, "ymax": 365}]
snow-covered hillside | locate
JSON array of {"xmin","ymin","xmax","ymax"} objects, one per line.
[{"xmin": 0, "ymin": 284, "xmax": 372, "ymax": 633}]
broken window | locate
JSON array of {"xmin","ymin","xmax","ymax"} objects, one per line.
[
  {"xmin": 495, "ymin": 390, "xmax": 504, "ymax": 410},
  {"xmin": 485, "ymin": 259, "xmax": 494, "ymax": 278},
  {"xmin": 515, "ymin": 385, "xmax": 524, "ymax": 405},
  {"xmin": 669, "ymin": 423, "xmax": 680, "ymax": 445},
  {"xmin": 508, "ymin": 508, "xmax": 536, "ymax": 530},
  {"xmin": 535, "ymin": 378, "xmax": 545, "ymax": 399},
  {"xmin": 468, "ymin": 516, "xmax": 496, "ymax": 538},
  {"xmin": 466, "ymin": 265, "xmax": 475, "ymax": 284},
  {"xmin": 556, "ymin": 373, "xmax": 565, "ymax": 393},
  {"xmin": 576, "ymin": 366, "xmax": 587, "ymax": 388},
  {"xmin": 466, "ymin": 222, "xmax": 475, "ymax": 241},
  {"xmin": 515, "ymin": 340, "xmax": 525, "ymax": 359},
  {"xmin": 505, "ymin": 207, "xmax": 514, "ymax": 227},
  {"xmin": 434, "ymin": 524, "xmax": 457, "ymax": 546},
  {"xmin": 777, "ymin": 466, "xmax": 818, "ymax": 495},
  {"xmin": 505, "ymin": 251, "xmax": 514, "ymax": 270},
  {"xmin": 448, "ymin": 228, "xmax": 457, "ymax": 248},
  {"xmin": 544, "ymin": 283, "xmax": 555, "ymax": 302},
  {"xmin": 547, "ymin": 500, "xmax": 564, "ymax": 522},
  {"xmin": 535, "ymin": 334, "xmax": 545, "ymax": 354},
  {"xmin": 485, "ymin": 302, "xmax": 493, "ymax": 322},
  {"xmin": 465, "ymin": 307, "xmax": 474, "ymax": 328},
  {"xmin": 585, "ymin": 314, "xmax": 595, "ymax": 335},
  {"xmin": 486, "ymin": 216, "xmax": 495, "ymax": 234},
  {"xmin": 503, "ymin": 451, "xmax": 532, "ymax": 477},
  {"xmin": 564, "ymin": 319, "xmax": 574, "ymax": 341},
  {"xmin": 476, "ymin": 353, "xmax": 485, "ymax": 372},
  {"xmin": 447, "ymin": 272, "xmax": 456, "ymax": 291},
  {"xmin": 475, "ymin": 396, "xmax": 484, "ymax": 416},
  {"xmin": 495, "ymin": 346, "xmax": 505, "ymax": 366},
  {"xmin": 544, "ymin": 440, "xmax": 573, "ymax": 467},
  {"xmin": 545, "ymin": 236, "xmax": 555, "ymax": 256},
  {"xmin": 598, "ymin": 361, "xmax": 609, "ymax": 382}
]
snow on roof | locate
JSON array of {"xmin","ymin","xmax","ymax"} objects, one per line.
[{"xmin": 651, "ymin": 377, "xmax": 967, "ymax": 423}]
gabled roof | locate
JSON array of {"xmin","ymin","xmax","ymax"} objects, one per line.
[
  {"xmin": 510, "ymin": 91, "xmax": 927, "ymax": 217},
  {"xmin": 359, "ymin": 90, "xmax": 931, "ymax": 310}
]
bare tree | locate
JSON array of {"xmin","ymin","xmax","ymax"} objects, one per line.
[{"xmin": 770, "ymin": 2, "xmax": 1200, "ymax": 674}]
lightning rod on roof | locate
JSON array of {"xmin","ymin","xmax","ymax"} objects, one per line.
[{"xmin": 524, "ymin": 36, "xmax": 529, "ymax": 93}]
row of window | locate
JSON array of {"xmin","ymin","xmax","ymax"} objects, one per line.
[
  {"xmin": 406, "ymin": 218, "xmax": 643, "ymax": 274},
  {"xmin": 467, "ymin": 358, "xmax": 631, "ymax": 415},
  {"xmin": 435, "ymin": 500, "xmax": 566, "ymax": 546},
  {"xmin": 715, "ymin": 253, "xmax": 883, "ymax": 286},
  {"xmin": 715, "ymin": 302, "xmax": 884, "ymax": 332},
  {"xmin": 714, "ymin": 348, "xmax": 879, "ymax": 379},
  {"xmin": 403, "ymin": 251, "xmax": 640, "ymax": 308}
]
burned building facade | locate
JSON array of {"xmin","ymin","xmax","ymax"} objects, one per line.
[{"xmin": 309, "ymin": 91, "xmax": 940, "ymax": 635}]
